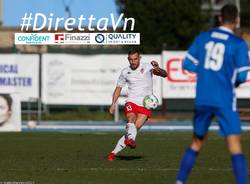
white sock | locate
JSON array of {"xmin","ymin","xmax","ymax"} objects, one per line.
[
  {"xmin": 176, "ymin": 181, "xmax": 183, "ymax": 184},
  {"xmin": 126, "ymin": 123, "xmax": 137, "ymax": 140},
  {"xmin": 112, "ymin": 135, "xmax": 126, "ymax": 154}
]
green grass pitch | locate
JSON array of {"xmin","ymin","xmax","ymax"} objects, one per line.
[{"xmin": 0, "ymin": 132, "xmax": 249, "ymax": 184}]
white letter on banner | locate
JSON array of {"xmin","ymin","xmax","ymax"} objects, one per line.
[
  {"xmin": 88, "ymin": 15, "xmax": 96, "ymax": 31},
  {"xmin": 97, "ymin": 18, "xmax": 108, "ymax": 31},
  {"xmin": 65, "ymin": 18, "xmax": 76, "ymax": 31},
  {"xmin": 33, "ymin": 13, "xmax": 47, "ymax": 31},
  {"xmin": 78, "ymin": 15, "xmax": 86, "ymax": 31},
  {"xmin": 111, "ymin": 13, "xmax": 123, "ymax": 31},
  {"xmin": 123, "ymin": 17, "xmax": 135, "ymax": 31}
]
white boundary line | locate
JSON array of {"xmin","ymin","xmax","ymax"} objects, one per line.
[
  {"xmin": 6, "ymin": 167, "xmax": 233, "ymax": 172},
  {"xmin": 22, "ymin": 125, "xmax": 250, "ymax": 131}
]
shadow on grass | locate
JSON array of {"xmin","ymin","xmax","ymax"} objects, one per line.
[{"xmin": 116, "ymin": 155, "xmax": 144, "ymax": 160}]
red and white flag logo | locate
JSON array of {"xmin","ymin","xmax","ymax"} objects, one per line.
[{"xmin": 55, "ymin": 33, "xmax": 64, "ymax": 43}]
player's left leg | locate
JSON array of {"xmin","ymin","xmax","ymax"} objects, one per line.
[
  {"xmin": 176, "ymin": 133, "xmax": 208, "ymax": 184},
  {"xmin": 135, "ymin": 113, "xmax": 148, "ymax": 129},
  {"xmin": 176, "ymin": 106, "xmax": 213, "ymax": 184},
  {"xmin": 135, "ymin": 104, "xmax": 152, "ymax": 130}
]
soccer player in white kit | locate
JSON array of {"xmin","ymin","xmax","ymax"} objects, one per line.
[{"xmin": 107, "ymin": 48, "xmax": 167, "ymax": 161}]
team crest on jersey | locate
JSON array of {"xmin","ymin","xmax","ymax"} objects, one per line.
[{"xmin": 140, "ymin": 68, "xmax": 144, "ymax": 74}]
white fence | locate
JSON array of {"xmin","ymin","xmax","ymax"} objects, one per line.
[
  {"xmin": 0, "ymin": 53, "xmax": 249, "ymax": 105},
  {"xmin": 42, "ymin": 54, "xmax": 161, "ymax": 105}
]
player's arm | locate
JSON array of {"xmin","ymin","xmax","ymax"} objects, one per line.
[
  {"xmin": 151, "ymin": 61, "xmax": 167, "ymax": 77},
  {"xmin": 109, "ymin": 87, "xmax": 122, "ymax": 114},
  {"xmin": 235, "ymin": 70, "xmax": 249, "ymax": 87},
  {"xmin": 182, "ymin": 54, "xmax": 198, "ymax": 73},
  {"xmin": 182, "ymin": 34, "xmax": 200, "ymax": 73},
  {"xmin": 109, "ymin": 70, "xmax": 126, "ymax": 114},
  {"xmin": 234, "ymin": 41, "xmax": 250, "ymax": 87}
]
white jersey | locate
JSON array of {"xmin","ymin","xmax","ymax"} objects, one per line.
[{"xmin": 117, "ymin": 62, "xmax": 153, "ymax": 106}]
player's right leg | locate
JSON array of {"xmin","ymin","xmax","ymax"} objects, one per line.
[
  {"xmin": 124, "ymin": 113, "xmax": 137, "ymax": 149},
  {"xmin": 217, "ymin": 108, "xmax": 248, "ymax": 184},
  {"xmin": 122, "ymin": 102, "xmax": 139, "ymax": 149},
  {"xmin": 227, "ymin": 135, "xmax": 248, "ymax": 184},
  {"xmin": 176, "ymin": 106, "xmax": 212, "ymax": 184},
  {"xmin": 124, "ymin": 103, "xmax": 152, "ymax": 148},
  {"xmin": 107, "ymin": 113, "xmax": 137, "ymax": 161},
  {"xmin": 107, "ymin": 135, "xmax": 126, "ymax": 161},
  {"xmin": 107, "ymin": 104, "xmax": 137, "ymax": 161}
]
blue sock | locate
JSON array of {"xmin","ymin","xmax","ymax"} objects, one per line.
[
  {"xmin": 231, "ymin": 154, "xmax": 248, "ymax": 184},
  {"xmin": 176, "ymin": 147, "xmax": 199, "ymax": 183}
]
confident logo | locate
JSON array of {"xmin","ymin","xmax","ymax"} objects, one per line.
[
  {"xmin": 55, "ymin": 33, "xmax": 64, "ymax": 43},
  {"xmin": 15, "ymin": 33, "xmax": 51, "ymax": 44}
]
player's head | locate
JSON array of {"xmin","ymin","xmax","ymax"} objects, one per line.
[
  {"xmin": 128, "ymin": 48, "xmax": 141, "ymax": 70},
  {"xmin": 219, "ymin": 4, "xmax": 239, "ymax": 28},
  {"xmin": 0, "ymin": 94, "xmax": 12, "ymax": 126}
]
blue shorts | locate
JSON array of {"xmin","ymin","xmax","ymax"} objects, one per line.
[{"xmin": 193, "ymin": 105, "xmax": 241, "ymax": 137}]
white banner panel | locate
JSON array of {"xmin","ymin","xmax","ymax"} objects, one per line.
[
  {"xmin": 162, "ymin": 51, "xmax": 250, "ymax": 99},
  {"xmin": 0, "ymin": 93, "xmax": 21, "ymax": 132},
  {"xmin": 0, "ymin": 54, "xmax": 39, "ymax": 101},
  {"xmin": 42, "ymin": 54, "xmax": 161, "ymax": 105},
  {"xmin": 162, "ymin": 51, "xmax": 195, "ymax": 98},
  {"xmin": 237, "ymin": 73, "xmax": 250, "ymax": 98}
]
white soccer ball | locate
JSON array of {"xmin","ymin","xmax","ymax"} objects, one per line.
[
  {"xmin": 143, "ymin": 94, "xmax": 159, "ymax": 109},
  {"xmin": 27, "ymin": 120, "xmax": 37, "ymax": 129}
]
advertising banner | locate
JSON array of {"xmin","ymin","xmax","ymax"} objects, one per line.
[
  {"xmin": 42, "ymin": 54, "xmax": 162, "ymax": 105},
  {"xmin": 0, "ymin": 54, "xmax": 39, "ymax": 101},
  {"xmin": 0, "ymin": 93, "xmax": 21, "ymax": 132},
  {"xmin": 162, "ymin": 51, "xmax": 250, "ymax": 99}
]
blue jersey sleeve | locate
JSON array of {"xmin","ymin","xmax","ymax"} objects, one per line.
[
  {"xmin": 182, "ymin": 58, "xmax": 197, "ymax": 73},
  {"xmin": 187, "ymin": 35, "xmax": 200, "ymax": 61},
  {"xmin": 235, "ymin": 71, "xmax": 248, "ymax": 87},
  {"xmin": 182, "ymin": 35, "xmax": 200, "ymax": 73},
  {"xmin": 235, "ymin": 40, "xmax": 250, "ymax": 70}
]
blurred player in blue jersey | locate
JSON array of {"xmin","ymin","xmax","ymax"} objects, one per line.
[{"xmin": 176, "ymin": 4, "xmax": 250, "ymax": 184}]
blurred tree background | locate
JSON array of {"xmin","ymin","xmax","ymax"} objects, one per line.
[
  {"xmin": 241, "ymin": 0, "xmax": 250, "ymax": 26},
  {"xmin": 116, "ymin": 0, "xmax": 210, "ymax": 53}
]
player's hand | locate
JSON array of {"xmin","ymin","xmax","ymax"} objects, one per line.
[
  {"xmin": 109, "ymin": 104, "xmax": 115, "ymax": 115},
  {"xmin": 151, "ymin": 60, "xmax": 159, "ymax": 69},
  {"xmin": 151, "ymin": 61, "xmax": 160, "ymax": 73}
]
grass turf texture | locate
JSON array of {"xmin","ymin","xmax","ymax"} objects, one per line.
[{"xmin": 0, "ymin": 132, "xmax": 249, "ymax": 184}]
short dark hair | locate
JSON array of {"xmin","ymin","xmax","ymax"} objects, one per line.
[
  {"xmin": 128, "ymin": 48, "xmax": 140, "ymax": 55},
  {"xmin": 221, "ymin": 4, "xmax": 238, "ymax": 24}
]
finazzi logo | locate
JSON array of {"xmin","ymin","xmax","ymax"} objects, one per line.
[
  {"xmin": 55, "ymin": 33, "xmax": 64, "ymax": 43},
  {"xmin": 166, "ymin": 58, "xmax": 196, "ymax": 83}
]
